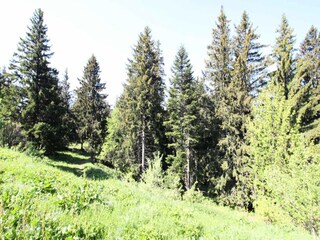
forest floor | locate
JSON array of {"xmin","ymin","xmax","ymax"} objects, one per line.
[{"xmin": 0, "ymin": 146, "xmax": 313, "ymax": 239}]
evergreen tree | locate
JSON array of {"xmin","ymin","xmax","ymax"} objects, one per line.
[
  {"xmin": 232, "ymin": 11, "xmax": 268, "ymax": 95},
  {"xmin": 0, "ymin": 68, "xmax": 24, "ymax": 147},
  {"xmin": 60, "ymin": 69, "xmax": 72, "ymax": 112},
  {"xmin": 59, "ymin": 69, "xmax": 75, "ymax": 145},
  {"xmin": 204, "ymin": 7, "xmax": 232, "ymax": 190},
  {"xmin": 0, "ymin": 68, "xmax": 14, "ymax": 121},
  {"xmin": 191, "ymin": 79, "xmax": 220, "ymax": 195},
  {"xmin": 165, "ymin": 46, "xmax": 200, "ymax": 190},
  {"xmin": 273, "ymin": 15, "xmax": 296, "ymax": 99},
  {"xmin": 298, "ymin": 26, "xmax": 320, "ymax": 143},
  {"xmin": 0, "ymin": 68, "xmax": 23, "ymax": 122},
  {"xmin": 73, "ymin": 55, "xmax": 109, "ymax": 160},
  {"xmin": 206, "ymin": 7, "xmax": 232, "ymax": 100},
  {"xmin": 101, "ymin": 27, "xmax": 165, "ymax": 175},
  {"xmin": 9, "ymin": 9, "xmax": 64, "ymax": 153},
  {"xmin": 217, "ymin": 12, "xmax": 267, "ymax": 208}
]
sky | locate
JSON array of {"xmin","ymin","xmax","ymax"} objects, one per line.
[{"xmin": 1, "ymin": 0, "xmax": 319, "ymax": 106}]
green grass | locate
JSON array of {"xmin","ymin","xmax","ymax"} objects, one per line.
[{"xmin": 0, "ymin": 147, "xmax": 313, "ymax": 239}]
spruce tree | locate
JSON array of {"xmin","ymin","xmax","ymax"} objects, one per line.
[
  {"xmin": 165, "ymin": 46, "xmax": 200, "ymax": 190},
  {"xmin": 232, "ymin": 11, "xmax": 267, "ymax": 95},
  {"xmin": 60, "ymin": 69, "xmax": 72, "ymax": 112},
  {"xmin": 218, "ymin": 12, "xmax": 267, "ymax": 208},
  {"xmin": 101, "ymin": 27, "xmax": 165, "ymax": 175},
  {"xmin": 0, "ymin": 68, "xmax": 24, "ymax": 147},
  {"xmin": 204, "ymin": 7, "xmax": 232, "ymax": 190},
  {"xmin": 59, "ymin": 69, "xmax": 74, "ymax": 146},
  {"xmin": 0, "ymin": 68, "xmax": 16, "ymax": 121},
  {"xmin": 73, "ymin": 55, "xmax": 109, "ymax": 160},
  {"xmin": 9, "ymin": 9, "xmax": 64, "ymax": 153},
  {"xmin": 273, "ymin": 15, "xmax": 296, "ymax": 99},
  {"xmin": 128, "ymin": 27, "xmax": 165, "ymax": 174},
  {"xmin": 191, "ymin": 79, "xmax": 220, "ymax": 195},
  {"xmin": 206, "ymin": 7, "xmax": 232, "ymax": 100},
  {"xmin": 298, "ymin": 26, "xmax": 320, "ymax": 143}
]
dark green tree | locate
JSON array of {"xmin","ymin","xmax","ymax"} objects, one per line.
[
  {"xmin": 0, "ymin": 68, "xmax": 16, "ymax": 121},
  {"xmin": 273, "ymin": 15, "xmax": 296, "ymax": 100},
  {"xmin": 60, "ymin": 69, "xmax": 72, "ymax": 112},
  {"xmin": 73, "ymin": 55, "xmax": 109, "ymax": 160},
  {"xmin": 191, "ymin": 79, "xmax": 220, "ymax": 195},
  {"xmin": 9, "ymin": 9, "xmax": 64, "ymax": 154},
  {"xmin": 101, "ymin": 27, "xmax": 165, "ymax": 175},
  {"xmin": 217, "ymin": 11, "xmax": 267, "ymax": 208},
  {"xmin": 59, "ymin": 69, "xmax": 75, "ymax": 146},
  {"xmin": 232, "ymin": 11, "xmax": 268, "ymax": 96},
  {"xmin": 165, "ymin": 46, "xmax": 200, "ymax": 190},
  {"xmin": 206, "ymin": 7, "xmax": 232, "ymax": 101},
  {"xmin": 204, "ymin": 7, "xmax": 232, "ymax": 191},
  {"xmin": 0, "ymin": 68, "xmax": 25, "ymax": 147},
  {"xmin": 298, "ymin": 26, "xmax": 320, "ymax": 143}
]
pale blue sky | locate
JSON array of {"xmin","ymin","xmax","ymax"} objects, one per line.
[{"xmin": 1, "ymin": 0, "xmax": 319, "ymax": 105}]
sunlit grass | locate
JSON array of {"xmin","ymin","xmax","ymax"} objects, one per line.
[{"xmin": 0, "ymin": 147, "xmax": 312, "ymax": 239}]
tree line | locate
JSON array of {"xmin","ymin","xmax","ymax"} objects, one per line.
[{"xmin": 0, "ymin": 8, "xmax": 319, "ymax": 234}]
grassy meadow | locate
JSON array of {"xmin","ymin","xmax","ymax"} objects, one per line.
[{"xmin": 0, "ymin": 147, "xmax": 313, "ymax": 239}]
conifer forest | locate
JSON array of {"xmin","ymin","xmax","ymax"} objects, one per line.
[{"xmin": 0, "ymin": 6, "xmax": 319, "ymax": 239}]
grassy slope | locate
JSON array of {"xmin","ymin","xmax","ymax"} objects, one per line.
[{"xmin": 0, "ymin": 147, "xmax": 312, "ymax": 240}]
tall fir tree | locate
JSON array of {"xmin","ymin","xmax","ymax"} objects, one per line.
[
  {"xmin": 73, "ymin": 55, "xmax": 109, "ymax": 160},
  {"xmin": 204, "ymin": 7, "xmax": 232, "ymax": 190},
  {"xmin": 9, "ymin": 9, "xmax": 64, "ymax": 153},
  {"xmin": 60, "ymin": 69, "xmax": 72, "ymax": 112},
  {"xmin": 101, "ymin": 27, "xmax": 165, "ymax": 175},
  {"xmin": 0, "ymin": 68, "xmax": 24, "ymax": 147},
  {"xmin": 191, "ymin": 78, "xmax": 220, "ymax": 195},
  {"xmin": 0, "ymin": 68, "xmax": 17, "ymax": 122},
  {"xmin": 217, "ymin": 12, "xmax": 267, "ymax": 208},
  {"xmin": 59, "ymin": 69, "xmax": 75, "ymax": 145},
  {"xmin": 127, "ymin": 27, "xmax": 165, "ymax": 173},
  {"xmin": 165, "ymin": 46, "xmax": 200, "ymax": 190},
  {"xmin": 232, "ymin": 11, "xmax": 267, "ymax": 96},
  {"xmin": 273, "ymin": 15, "xmax": 296, "ymax": 100},
  {"xmin": 298, "ymin": 26, "xmax": 320, "ymax": 143},
  {"xmin": 206, "ymin": 7, "xmax": 232, "ymax": 100}
]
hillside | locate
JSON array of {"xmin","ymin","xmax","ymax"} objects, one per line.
[{"xmin": 0, "ymin": 147, "xmax": 312, "ymax": 239}]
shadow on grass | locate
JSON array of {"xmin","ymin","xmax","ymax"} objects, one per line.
[
  {"xmin": 84, "ymin": 167, "xmax": 113, "ymax": 180},
  {"xmin": 47, "ymin": 162, "xmax": 114, "ymax": 181},
  {"xmin": 47, "ymin": 163, "xmax": 84, "ymax": 177},
  {"xmin": 70, "ymin": 148, "xmax": 91, "ymax": 157},
  {"xmin": 49, "ymin": 152, "xmax": 89, "ymax": 165},
  {"xmin": 46, "ymin": 149, "xmax": 116, "ymax": 180}
]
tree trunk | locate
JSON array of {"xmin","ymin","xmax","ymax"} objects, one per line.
[
  {"xmin": 186, "ymin": 132, "xmax": 191, "ymax": 190},
  {"xmin": 90, "ymin": 151, "xmax": 96, "ymax": 164},
  {"xmin": 141, "ymin": 116, "xmax": 145, "ymax": 172}
]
